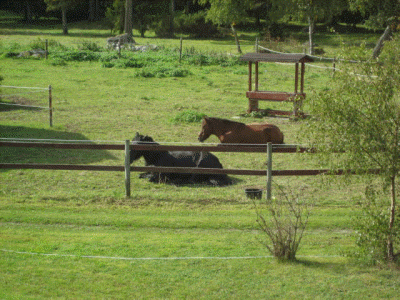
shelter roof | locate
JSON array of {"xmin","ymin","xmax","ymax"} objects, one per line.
[{"xmin": 240, "ymin": 53, "xmax": 314, "ymax": 63}]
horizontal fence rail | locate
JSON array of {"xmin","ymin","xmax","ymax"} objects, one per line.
[
  {"xmin": 0, "ymin": 141, "xmax": 313, "ymax": 152},
  {"xmin": 0, "ymin": 140, "xmax": 380, "ymax": 199}
]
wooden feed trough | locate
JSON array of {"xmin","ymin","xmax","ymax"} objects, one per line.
[{"xmin": 240, "ymin": 53, "xmax": 314, "ymax": 116}]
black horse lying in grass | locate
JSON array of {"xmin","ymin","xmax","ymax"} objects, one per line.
[{"xmin": 130, "ymin": 133, "xmax": 232, "ymax": 186}]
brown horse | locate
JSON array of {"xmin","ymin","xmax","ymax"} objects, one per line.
[{"xmin": 198, "ymin": 116, "xmax": 284, "ymax": 144}]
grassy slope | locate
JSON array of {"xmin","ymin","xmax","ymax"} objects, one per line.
[{"xmin": 1, "ymin": 13, "xmax": 398, "ymax": 298}]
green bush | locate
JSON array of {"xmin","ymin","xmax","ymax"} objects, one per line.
[
  {"xmin": 183, "ymin": 52, "xmax": 242, "ymax": 67},
  {"xmin": 4, "ymin": 52, "xmax": 19, "ymax": 58},
  {"xmin": 102, "ymin": 61, "xmax": 115, "ymax": 68},
  {"xmin": 51, "ymin": 51, "xmax": 101, "ymax": 62},
  {"xmin": 99, "ymin": 52, "xmax": 121, "ymax": 62},
  {"xmin": 29, "ymin": 38, "xmax": 69, "ymax": 52},
  {"xmin": 135, "ymin": 65, "xmax": 191, "ymax": 78},
  {"xmin": 78, "ymin": 41, "xmax": 103, "ymax": 52},
  {"xmin": 47, "ymin": 58, "xmax": 67, "ymax": 66},
  {"xmin": 151, "ymin": 14, "xmax": 175, "ymax": 38},
  {"xmin": 351, "ymin": 187, "xmax": 400, "ymax": 265},
  {"xmin": 114, "ymin": 58, "xmax": 144, "ymax": 68},
  {"xmin": 169, "ymin": 110, "xmax": 206, "ymax": 124}
]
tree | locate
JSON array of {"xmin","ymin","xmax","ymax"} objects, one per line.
[
  {"xmin": 89, "ymin": 0, "xmax": 102, "ymax": 22},
  {"xmin": 124, "ymin": 0, "xmax": 134, "ymax": 42},
  {"xmin": 305, "ymin": 38, "xmax": 400, "ymax": 264},
  {"xmin": 4, "ymin": 0, "xmax": 48, "ymax": 22},
  {"xmin": 281, "ymin": 0, "xmax": 348, "ymax": 55},
  {"xmin": 350, "ymin": 0, "xmax": 400, "ymax": 28},
  {"xmin": 106, "ymin": 0, "xmax": 125, "ymax": 33},
  {"xmin": 349, "ymin": 0, "xmax": 400, "ymax": 58},
  {"xmin": 44, "ymin": 0, "xmax": 79, "ymax": 34},
  {"xmin": 170, "ymin": 0, "xmax": 176, "ymax": 35},
  {"xmin": 199, "ymin": 0, "xmax": 253, "ymax": 53}
]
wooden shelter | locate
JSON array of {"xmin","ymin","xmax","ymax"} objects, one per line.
[{"xmin": 240, "ymin": 53, "xmax": 314, "ymax": 116}]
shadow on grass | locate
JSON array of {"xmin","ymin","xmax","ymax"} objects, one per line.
[
  {"xmin": 0, "ymin": 100, "xmax": 44, "ymax": 112},
  {"xmin": 293, "ymin": 257, "xmax": 348, "ymax": 272},
  {"xmin": 0, "ymin": 125, "xmax": 118, "ymax": 168}
]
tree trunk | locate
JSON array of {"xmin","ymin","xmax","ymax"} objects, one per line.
[
  {"xmin": 231, "ymin": 23, "xmax": 242, "ymax": 54},
  {"xmin": 170, "ymin": 0, "xmax": 175, "ymax": 37},
  {"xmin": 308, "ymin": 16, "xmax": 314, "ymax": 55},
  {"xmin": 124, "ymin": 0, "xmax": 133, "ymax": 42},
  {"xmin": 62, "ymin": 7, "xmax": 68, "ymax": 35},
  {"xmin": 24, "ymin": 0, "xmax": 33, "ymax": 23},
  {"xmin": 372, "ymin": 25, "xmax": 392, "ymax": 59},
  {"xmin": 89, "ymin": 0, "xmax": 94, "ymax": 21}
]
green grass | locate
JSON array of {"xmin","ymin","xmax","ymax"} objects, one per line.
[{"xmin": 1, "ymin": 13, "xmax": 397, "ymax": 299}]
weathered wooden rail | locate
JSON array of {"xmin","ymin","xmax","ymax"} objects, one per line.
[{"xmin": 0, "ymin": 140, "xmax": 378, "ymax": 199}]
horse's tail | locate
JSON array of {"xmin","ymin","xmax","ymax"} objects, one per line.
[
  {"xmin": 280, "ymin": 130, "xmax": 285, "ymax": 144},
  {"xmin": 268, "ymin": 126, "xmax": 284, "ymax": 144}
]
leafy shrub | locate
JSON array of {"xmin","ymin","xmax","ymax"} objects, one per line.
[
  {"xmin": 183, "ymin": 52, "xmax": 241, "ymax": 67},
  {"xmin": 351, "ymin": 186, "xmax": 400, "ymax": 266},
  {"xmin": 4, "ymin": 52, "xmax": 19, "ymax": 58},
  {"xmin": 102, "ymin": 61, "xmax": 115, "ymax": 68},
  {"xmin": 29, "ymin": 38, "xmax": 69, "ymax": 52},
  {"xmin": 135, "ymin": 68, "xmax": 156, "ymax": 78},
  {"xmin": 151, "ymin": 14, "xmax": 175, "ymax": 38},
  {"xmin": 135, "ymin": 65, "xmax": 191, "ymax": 78},
  {"xmin": 78, "ymin": 41, "xmax": 103, "ymax": 52},
  {"xmin": 29, "ymin": 38, "xmax": 48, "ymax": 50},
  {"xmin": 168, "ymin": 68, "xmax": 191, "ymax": 77},
  {"xmin": 254, "ymin": 185, "xmax": 312, "ymax": 262},
  {"xmin": 51, "ymin": 51, "xmax": 101, "ymax": 62},
  {"xmin": 47, "ymin": 58, "xmax": 67, "ymax": 66},
  {"xmin": 185, "ymin": 54, "xmax": 209, "ymax": 66},
  {"xmin": 114, "ymin": 58, "xmax": 144, "ymax": 68},
  {"xmin": 169, "ymin": 110, "xmax": 206, "ymax": 124},
  {"xmin": 99, "ymin": 52, "xmax": 121, "ymax": 62}
]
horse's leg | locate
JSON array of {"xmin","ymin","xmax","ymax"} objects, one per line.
[{"xmin": 219, "ymin": 131, "xmax": 237, "ymax": 144}]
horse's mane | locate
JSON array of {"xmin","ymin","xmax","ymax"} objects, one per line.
[
  {"xmin": 133, "ymin": 133, "xmax": 160, "ymax": 145},
  {"xmin": 207, "ymin": 117, "xmax": 246, "ymax": 128}
]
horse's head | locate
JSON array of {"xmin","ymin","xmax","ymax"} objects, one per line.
[
  {"xmin": 133, "ymin": 132, "xmax": 154, "ymax": 143},
  {"xmin": 198, "ymin": 117, "xmax": 212, "ymax": 142},
  {"xmin": 130, "ymin": 133, "xmax": 157, "ymax": 163}
]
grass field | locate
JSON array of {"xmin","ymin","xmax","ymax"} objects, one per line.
[{"xmin": 1, "ymin": 12, "xmax": 399, "ymax": 299}]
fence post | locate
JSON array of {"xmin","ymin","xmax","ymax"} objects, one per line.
[
  {"xmin": 48, "ymin": 85, "xmax": 53, "ymax": 127},
  {"xmin": 333, "ymin": 57, "xmax": 336, "ymax": 77},
  {"xmin": 266, "ymin": 142, "xmax": 272, "ymax": 200},
  {"xmin": 124, "ymin": 140, "xmax": 131, "ymax": 198}
]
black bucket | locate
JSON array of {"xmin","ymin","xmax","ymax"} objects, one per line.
[{"xmin": 245, "ymin": 188, "xmax": 263, "ymax": 199}]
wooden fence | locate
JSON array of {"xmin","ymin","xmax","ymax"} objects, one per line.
[{"xmin": 0, "ymin": 140, "xmax": 379, "ymax": 200}]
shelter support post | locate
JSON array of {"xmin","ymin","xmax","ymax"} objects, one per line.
[
  {"xmin": 255, "ymin": 61, "xmax": 259, "ymax": 91},
  {"xmin": 248, "ymin": 62, "xmax": 252, "ymax": 91},
  {"xmin": 301, "ymin": 62, "xmax": 305, "ymax": 93},
  {"xmin": 248, "ymin": 61, "xmax": 259, "ymax": 112}
]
